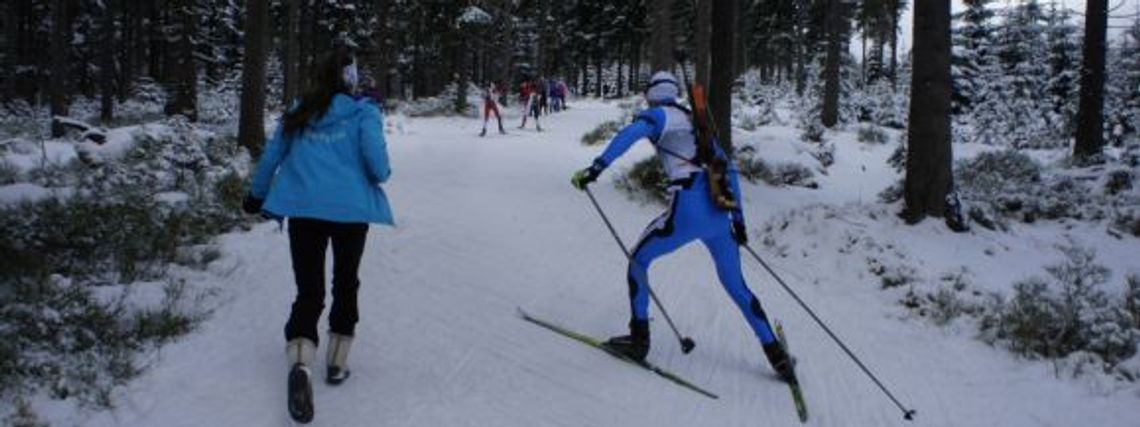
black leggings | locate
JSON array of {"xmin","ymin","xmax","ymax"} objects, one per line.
[{"xmin": 285, "ymin": 217, "xmax": 369, "ymax": 345}]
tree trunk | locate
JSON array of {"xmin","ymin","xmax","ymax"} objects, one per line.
[
  {"xmin": 695, "ymin": 0, "xmax": 712, "ymax": 88},
  {"xmin": 794, "ymin": 3, "xmax": 807, "ymax": 97},
  {"xmin": 861, "ymin": 26, "xmax": 867, "ymax": 86},
  {"xmin": 1073, "ymin": 0, "xmax": 1107, "ymax": 160},
  {"xmin": 735, "ymin": 0, "xmax": 748, "ymax": 75},
  {"xmin": 2, "ymin": 1, "xmax": 17, "ymax": 103},
  {"xmin": 50, "ymin": 0, "xmax": 74, "ymax": 137},
  {"xmin": 100, "ymin": 0, "xmax": 116, "ymax": 123},
  {"xmin": 238, "ymin": 0, "xmax": 268, "ymax": 156},
  {"xmin": 889, "ymin": 0, "xmax": 900, "ymax": 90},
  {"xmin": 710, "ymin": 0, "xmax": 736, "ymax": 151},
  {"xmin": 821, "ymin": 0, "xmax": 843, "ymax": 128},
  {"xmin": 903, "ymin": 0, "xmax": 953, "ymax": 223},
  {"xmin": 650, "ymin": 0, "xmax": 674, "ymax": 71},
  {"xmin": 283, "ymin": 0, "xmax": 300, "ymax": 105},
  {"xmin": 616, "ymin": 42, "xmax": 625, "ymax": 98},
  {"xmin": 594, "ymin": 51, "xmax": 603, "ymax": 98},
  {"xmin": 164, "ymin": 0, "xmax": 197, "ymax": 121}
]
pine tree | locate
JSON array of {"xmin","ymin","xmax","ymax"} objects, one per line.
[
  {"xmin": 1043, "ymin": 4, "xmax": 1079, "ymax": 143},
  {"xmin": 1105, "ymin": 15, "xmax": 1140, "ymax": 146},
  {"xmin": 238, "ymin": 0, "xmax": 269, "ymax": 156},
  {"xmin": 951, "ymin": 0, "xmax": 996, "ymax": 114},
  {"xmin": 1074, "ymin": 0, "xmax": 1108, "ymax": 161}
]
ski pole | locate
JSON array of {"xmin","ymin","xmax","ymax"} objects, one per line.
[
  {"xmin": 741, "ymin": 243, "xmax": 917, "ymax": 421},
  {"xmin": 583, "ymin": 186, "xmax": 696, "ymax": 354}
]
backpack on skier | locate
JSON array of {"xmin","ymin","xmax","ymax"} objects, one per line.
[{"xmin": 682, "ymin": 81, "xmax": 738, "ymax": 211}]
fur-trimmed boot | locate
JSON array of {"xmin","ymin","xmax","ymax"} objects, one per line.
[
  {"xmin": 286, "ymin": 338, "xmax": 316, "ymax": 424},
  {"xmin": 325, "ymin": 333, "xmax": 354, "ymax": 385}
]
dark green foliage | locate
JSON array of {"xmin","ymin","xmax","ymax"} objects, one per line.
[
  {"xmin": 735, "ymin": 146, "xmax": 819, "ymax": 189},
  {"xmin": 857, "ymin": 124, "xmax": 889, "ymax": 144},
  {"xmin": 0, "ymin": 159, "xmax": 19, "ymax": 185},
  {"xmin": 957, "ymin": 150, "xmax": 1043, "ymax": 198},
  {"xmin": 982, "ymin": 245, "xmax": 1137, "ymax": 365},
  {"xmin": 581, "ymin": 120, "xmax": 623, "ymax": 146},
  {"xmin": 0, "ymin": 277, "xmax": 200, "ymax": 408},
  {"xmin": 1127, "ymin": 274, "xmax": 1140, "ymax": 329},
  {"xmin": 0, "ymin": 193, "xmax": 242, "ymax": 283},
  {"xmin": 615, "ymin": 157, "xmax": 670, "ymax": 206},
  {"xmin": 1104, "ymin": 169, "xmax": 1133, "ymax": 195}
]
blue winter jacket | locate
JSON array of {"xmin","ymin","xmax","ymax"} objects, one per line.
[{"xmin": 250, "ymin": 94, "xmax": 394, "ymax": 225}]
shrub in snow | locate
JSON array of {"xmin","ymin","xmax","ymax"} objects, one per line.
[
  {"xmin": 878, "ymin": 180, "xmax": 904, "ymax": 204},
  {"xmin": 1127, "ymin": 274, "xmax": 1140, "ymax": 329},
  {"xmin": 615, "ymin": 157, "xmax": 670, "ymax": 206},
  {"xmin": 814, "ymin": 141, "xmax": 836, "ymax": 168},
  {"xmin": 857, "ymin": 124, "xmax": 889, "ymax": 145},
  {"xmin": 867, "ymin": 257, "xmax": 917, "ymax": 289},
  {"xmin": 734, "ymin": 146, "xmax": 818, "ymax": 189},
  {"xmin": 737, "ymin": 111, "xmax": 764, "ymax": 132},
  {"xmin": 957, "ymin": 150, "xmax": 1043, "ymax": 198},
  {"xmin": 0, "ymin": 117, "xmax": 248, "ymax": 409},
  {"xmin": 0, "ymin": 276, "xmax": 199, "ymax": 408},
  {"xmin": 1104, "ymin": 169, "xmax": 1134, "ymax": 195},
  {"xmin": 0, "ymin": 192, "xmax": 241, "ymax": 283},
  {"xmin": 982, "ymin": 245, "xmax": 1137, "ymax": 366},
  {"xmin": 887, "ymin": 136, "xmax": 907, "ymax": 173},
  {"xmin": 1113, "ymin": 210, "xmax": 1140, "ymax": 237},
  {"xmin": 3, "ymin": 399, "xmax": 49, "ymax": 427},
  {"xmin": 0, "ymin": 101, "xmax": 49, "ymax": 139},
  {"xmin": 581, "ymin": 120, "xmax": 623, "ymax": 146},
  {"xmin": 0, "ymin": 158, "xmax": 19, "ymax": 185},
  {"xmin": 1123, "ymin": 144, "xmax": 1140, "ymax": 167},
  {"xmin": 800, "ymin": 119, "xmax": 825, "ymax": 143}
]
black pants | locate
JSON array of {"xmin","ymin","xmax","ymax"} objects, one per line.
[{"xmin": 285, "ymin": 217, "xmax": 369, "ymax": 345}]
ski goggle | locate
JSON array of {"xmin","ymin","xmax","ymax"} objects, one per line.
[{"xmin": 645, "ymin": 77, "xmax": 679, "ymax": 92}]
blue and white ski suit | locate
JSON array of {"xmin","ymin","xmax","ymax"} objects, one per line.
[{"xmin": 591, "ymin": 104, "xmax": 777, "ymax": 345}]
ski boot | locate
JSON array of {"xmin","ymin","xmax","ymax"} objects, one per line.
[
  {"xmin": 325, "ymin": 333, "xmax": 353, "ymax": 385},
  {"xmin": 603, "ymin": 319, "xmax": 650, "ymax": 362},
  {"xmin": 286, "ymin": 338, "xmax": 316, "ymax": 424},
  {"xmin": 479, "ymin": 128, "xmax": 487, "ymax": 137},
  {"xmin": 763, "ymin": 340, "xmax": 798, "ymax": 385}
]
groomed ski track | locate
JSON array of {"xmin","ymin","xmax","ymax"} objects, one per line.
[{"xmin": 70, "ymin": 101, "xmax": 1139, "ymax": 427}]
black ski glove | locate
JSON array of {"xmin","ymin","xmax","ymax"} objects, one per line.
[
  {"xmin": 731, "ymin": 221, "xmax": 748, "ymax": 245},
  {"xmin": 571, "ymin": 164, "xmax": 603, "ymax": 190},
  {"xmin": 242, "ymin": 194, "xmax": 264, "ymax": 215}
]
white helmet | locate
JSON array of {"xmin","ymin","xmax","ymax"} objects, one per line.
[{"xmin": 645, "ymin": 71, "xmax": 681, "ymax": 103}]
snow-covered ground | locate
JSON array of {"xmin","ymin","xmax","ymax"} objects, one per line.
[{"xmin": 30, "ymin": 100, "xmax": 1140, "ymax": 427}]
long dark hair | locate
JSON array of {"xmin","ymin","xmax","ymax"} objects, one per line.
[{"xmin": 282, "ymin": 48, "xmax": 355, "ymax": 138}]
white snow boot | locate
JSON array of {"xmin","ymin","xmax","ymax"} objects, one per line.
[
  {"xmin": 325, "ymin": 333, "xmax": 354, "ymax": 385},
  {"xmin": 286, "ymin": 338, "xmax": 316, "ymax": 423}
]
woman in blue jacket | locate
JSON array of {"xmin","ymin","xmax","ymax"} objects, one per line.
[{"xmin": 243, "ymin": 48, "xmax": 392, "ymax": 424}]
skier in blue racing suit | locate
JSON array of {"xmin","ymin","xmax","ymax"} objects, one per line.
[{"xmin": 571, "ymin": 71, "xmax": 795, "ymax": 383}]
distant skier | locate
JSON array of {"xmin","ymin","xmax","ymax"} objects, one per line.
[
  {"xmin": 540, "ymin": 77, "xmax": 551, "ymax": 115},
  {"xmin": 557, "ymin": 80, "xmax": 569, "ymax": 110},
  {"xmin": 570, "ymin": 71, "xmax": 796, "ymax": 384},
  {"xmin": 519, "ymin": 79, "xmax": 543, "ymax": 132},
  {"xmin": 243, "ymin": 48, "xmax": 394, "ymax": 424},
  {"xmin": 480, "ymin": 81, "xmax": 506, "ymax": 137}
]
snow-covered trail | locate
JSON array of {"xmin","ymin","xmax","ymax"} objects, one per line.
[{"xmin": 72, "ymin": 101, "xmax": 1139, "ymax": 427}]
